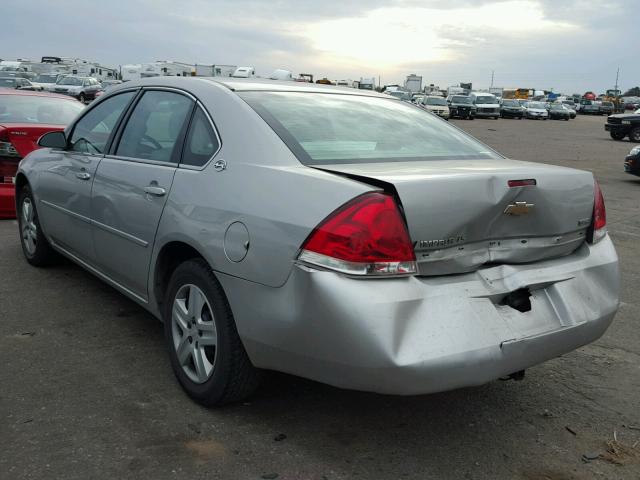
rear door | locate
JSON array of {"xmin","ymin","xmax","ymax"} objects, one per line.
[
  {"xmin": 36, "ymin": 90, "xmax": 136, "ymax": 264},
  {"xmin": 91, "ymin": 89, "xmax": 194, "ymax": 299}
]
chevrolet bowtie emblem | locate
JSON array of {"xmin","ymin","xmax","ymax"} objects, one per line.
[{"xmin": 504, "ymin": 201, "xmax": 534, "ymax": 216}]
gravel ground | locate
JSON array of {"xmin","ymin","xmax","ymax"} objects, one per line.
[{"xmin": 1, "ymin": 114, "xmax": 638, "ymax": 480}]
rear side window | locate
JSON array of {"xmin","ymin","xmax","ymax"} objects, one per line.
[
  {"xmin": 69, "ymin": 91, "xmax": 135, "ymax": 154},
  {"xmin": 116, "ymin": 90, "xmax": 193, "ymax": 163},
  {"xmin": 181, "ymin": 107, "xmax": 219, "ymax": 167},
  {"xmin": 241, "ymin": 91, "xmax": 500, "ymax": 165}
]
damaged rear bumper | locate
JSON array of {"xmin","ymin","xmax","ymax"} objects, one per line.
[{"xmin": 220, "ymin": 236, "xmax": 619, "ymax": 395}]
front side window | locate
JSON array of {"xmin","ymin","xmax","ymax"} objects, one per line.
[
  {"xmin": 181, "ymin": 107, "xmax": 219, "ymax": 167},
  {"xmin": 69, "ymin": 91, "xmax": 135, "ymax": 154},
  {"xmin": 241, "ymin": 92, "xmax": 500, "ymax": 165},
  {"xmin": 116, "ymin": 90, "xmax": 193, "ymax": 162}
]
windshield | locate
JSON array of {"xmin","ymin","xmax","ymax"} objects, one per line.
[
  {"xmin": 452, "ymin": 96, "xmax": 471, "ymax": 104},
  {"xmin": 550, "ymin": 104, "xmax": 565, "ymax": 110},
  {"xmin": 388, "ymin": 91, "xmax": 410, "ymax": 100},
  {"xmin": 502, "ymin": 100, "xmax": 519, "ymax": 106},
  {"xmin": 0, "ymin": 78, "xmax": 17, "ymax": 88},
  {"xmin": 241, "ymin": 92, "xmax": 500, "ymax": 165},
  {"xmin": 34, "ymin": 74, "xmax": 59, "ymax": 84},
  {"xmin": 57, "ymin": 77, "xmax": 83, "ymax": 86},
  {"xmin": 527, "ymin": 102, "xmax": 546, "ymax": 109},
  {"xmin": 0, "ymin": 95, "xmax": 84, "ymax": 124},
  {"xmin": 474, "ymin": 95, "xmax": 496, "ymax": 104},
  {"xmin": 424, "ymin": 97, "xmax": 447, "ymax": 106}
]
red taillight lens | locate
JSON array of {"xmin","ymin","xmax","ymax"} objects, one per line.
[
  {"xmin": 590, "ymin": 180, "xmax": 607, "ymax": 243},
  {"xmin": 0, "ymin": 129, "xmax": 21, "ymax": 159},
  {"xmin": 508, "ymin": 179, "xmax": 537, "ymax": 187},
  {"xmin": 298, "ymin": 192, "xmax": 417, "ymax": 276}
]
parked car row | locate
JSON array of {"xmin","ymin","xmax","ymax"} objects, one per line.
[
  {"xmin": 578, "ymin": 100, "xmax": 616, "ymax": 115},
  {"xmin": 0, "ymin": 73, "xmax": 123, "ymax": 104},
  {"xmin": 411, "ymin": 93, "xmax": 576, "ymax": 122}
]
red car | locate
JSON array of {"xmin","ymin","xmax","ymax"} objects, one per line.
[{"xmin": 0, "ymin": 89, "xmax": 84, "ymax": 218}]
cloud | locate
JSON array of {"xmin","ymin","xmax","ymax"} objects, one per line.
[
  {"xmin": 0, "ymin": 0, "xmax": 637, "ymax": 92},
  {"xmin": 302, "ymin": 1, "xmax": 577, "ymax": 67}
]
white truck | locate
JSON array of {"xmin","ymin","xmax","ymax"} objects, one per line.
[
  {"xmin": 358, "ymin": 77, "xmax": 376, "ymax": 90},
  {"xmin": 404, "ymin": 74, "xmax": 422, "ymax": 93},
  {"xmin": 447, "ymin": 86, "xmax": 465, "ymax": 97},
  {"xmin": 232, "ymin": 66, "xmax": 255, "ymax": 78}
]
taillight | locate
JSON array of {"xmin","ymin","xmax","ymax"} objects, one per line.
[
  {"xmin": 589, "ymin": 180, "xmax": 607, "ymax": 244},
  {"xmin": 298, "ymin": 192, "xmax": 417, "ymax": 276},
  {"xmin": 0, "ymin": 130, "xmax": 20, "ymax": 159}
]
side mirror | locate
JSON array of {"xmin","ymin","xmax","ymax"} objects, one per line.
[{"xmin": 38, "ymin": 131, "xmax": 67, "ymax": 149}]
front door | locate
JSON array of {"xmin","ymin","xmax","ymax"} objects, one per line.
[
  {"xmin": 91, "ymin": 89, "xmax": 194, "ymax": 299},
  {"xmin": 36, "ymin": 91, "xmax": 136, "ymax": 264}
]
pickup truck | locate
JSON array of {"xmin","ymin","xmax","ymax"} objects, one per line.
[
  {"xmin": 580, "ymin": 100, "xmax": 601, "ymax": 115},
  {"xmin": 605, "ymin": 109, "xmax": 640, "ymax": 141}
]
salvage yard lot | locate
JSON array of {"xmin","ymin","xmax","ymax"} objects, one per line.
[{"xmin": 1, "ymin": 114, "xmax": 638, "ymax": 480}]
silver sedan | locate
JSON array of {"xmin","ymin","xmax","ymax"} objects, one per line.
[{"xmin": 16, "ymin": 77, "xmax": 620, "ymax": 406}]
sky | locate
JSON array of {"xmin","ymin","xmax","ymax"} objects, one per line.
[{"xmin": 2, "ymin": 0, "xmax": 638, "ymax": 93}]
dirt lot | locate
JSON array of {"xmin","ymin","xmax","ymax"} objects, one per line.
[{"xmin": 1, "ymin": 114, "xmax": 638, "ymax": 480}]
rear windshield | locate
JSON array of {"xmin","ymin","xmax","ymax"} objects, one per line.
[
  {"xmin": 240, "ymin": 92, "xmax": 500, "ymax": 165},
  {"xmin": 0, "ymin": 95, "xmax": 84, "ymax": 124}
]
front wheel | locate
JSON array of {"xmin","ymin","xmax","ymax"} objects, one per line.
[
  {"xmin": 17, "ymin": 186, "xmax": 57, "ymax": 266},
  {"xmin": 630, "ymin": 127, "xmax": 640, "ymax": 143},
  {"xmin": 610, "ymin": 131, "xmax": 627, "ymax": 140},
  {"xmin": 79, "ymin": 93, "xmax": 86, "ymax": 103},
  {"xmin": 164, "ymin": 259, "xmax": 261, "ymax": 406}
]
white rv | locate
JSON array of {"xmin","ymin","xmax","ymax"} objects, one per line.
[{"xmin": 232, "ymin": 66, "xmax": 255, "ymax": 78}]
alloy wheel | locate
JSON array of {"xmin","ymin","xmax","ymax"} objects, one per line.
[
  {"xmin": 171, "ymin": 284, "xmax": 218, "ymax": 384},
  {"xmin": 21, "ymin": 197, "xmax": 37, "ymax": 255}
]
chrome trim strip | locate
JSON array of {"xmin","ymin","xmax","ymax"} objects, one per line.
[
  {"xmin": 101, "ymin": 154, "xmax": 178, "ymax": 168},
  {"xmin": 91, "ymin": 219, "xmax": 149, "ymax": 247},
  {"xmin": 49, "ymin": 239, "xmax": 148, "ymax": 304},
  {"xmin": 40, "ymin": 199, "xmax": 91, "ymax": 224},
  {"xmin": 40, "ymin": 199, "xmax": 149, "ymax": 247},
  {"xmin": 140, "ymin": 86, "xmax": 197, "ymax": 102}
]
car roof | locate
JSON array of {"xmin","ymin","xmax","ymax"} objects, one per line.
[
  {"xmin": 118, "ymin": 76, "xmax": 391, "ymax": 99},
  {"xmin": 0, "ymin": 89, "xmax": 79, "ymax": 101}
]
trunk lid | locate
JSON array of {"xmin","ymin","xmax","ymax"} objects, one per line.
[
  {"xmin": 317, "ymin": 159, "xmax": 594, "ymax": 275},
  {"xmin": 0, "ymin": 123, "xmax": 64, "ymax": 158},
  {"xmin": 0, "ymin": 123, "xmax": 64, "ymax": 184}
]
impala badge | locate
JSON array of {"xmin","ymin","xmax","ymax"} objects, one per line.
[{"xmin": 504, "ymin": 201, "xmax": 534, "ymax": 216}]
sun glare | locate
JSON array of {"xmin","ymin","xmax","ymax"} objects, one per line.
[{"xmin": 304, "ymin": 1, "xmax": 576, "ymax": 67}]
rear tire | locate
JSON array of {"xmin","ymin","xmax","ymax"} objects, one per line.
[
  {"xmin": 164, "ymin": 258, "xmax": 261, "ymax": 406},
  {"xmin": 79, "ymin": 93, "xmax": 86, "ymax": 103},
  {"xmin": 630, "ymin": 127, "xmax": 640, "ymax": 143},
  {"xmin": 17, "ymin": 186, "xmax": 57, "ymax": 267}
]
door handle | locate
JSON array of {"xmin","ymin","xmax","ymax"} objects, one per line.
[
  {"xmin": 76, "ymin": 172, "xmax": 91, "ymax": 180},
  {"xmin": 143, "ymin": 186, "xmax": 166, "ymax": 197}
]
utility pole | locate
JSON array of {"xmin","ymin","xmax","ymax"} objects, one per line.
[
  {"xmin": 490, "ymin": 70, "xmax": 494, "ymax": 89},
  {"xmin": 614, "ymin": 67, "xmax": 620, "ymax": 112}
]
